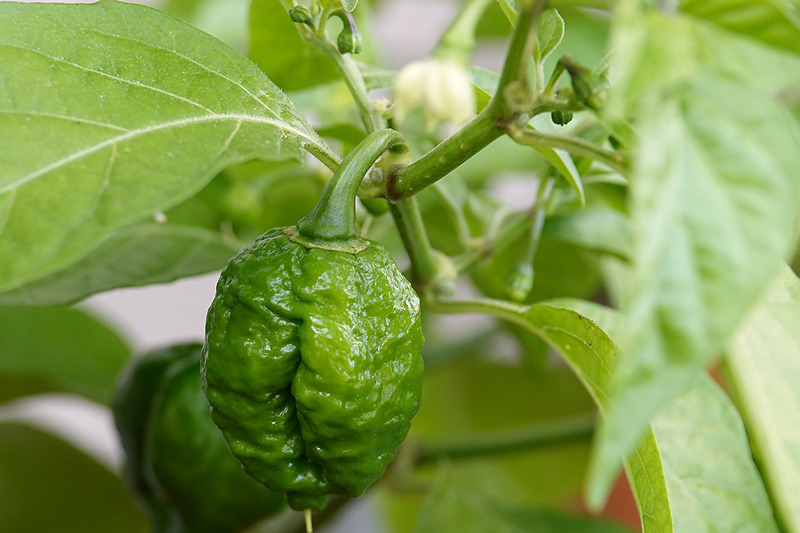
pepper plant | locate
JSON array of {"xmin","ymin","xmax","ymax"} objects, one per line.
[{"xmin": 1, "ymin": 0, "xmax": 800, "ymax": 532}]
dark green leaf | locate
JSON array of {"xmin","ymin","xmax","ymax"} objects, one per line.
[
  {"xmin": 0, "ymin": 306, "xmax": 130, "ymax": 404},
  {"xmin": 0, "ymin": 0, "xmax": 334, "ymax": 293},
  {"xmin": 248, "ymin": 0, "xmax": 339, "ymax": 91},
  {"xmin": 0, "ymin": 225, "xmax": 237, "ymax": 306},
  {"xmin": 590, "ymin": 13, "xmax": 800, "ymax": 505},
  {"xmin": 0, "ymin": 422, "xmax": 147, "ymax": 533},
  {"xmin": 726, "ymin": 265, "xmax": 800, "ymax": 531}
]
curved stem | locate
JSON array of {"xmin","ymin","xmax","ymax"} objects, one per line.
[
  {"xmin": 508, "ymin": 127, "xmax": 631, "ymax": 177},
  {"xmin": 297, "ymin": 129, "xmax": 407, "ymax": 242},
  {"xmin": 317, "ymin": 44, "xmax": 380, "ymax": 132},
  {"xmin": 416, "ymin": 414, "xmax": 597, "ymax": 465},
  {"xmin": 385, "ymin": 0, "xmax": 548, "ymax": 200},
  {"xmin": 386, "ymin": 109, "xmax": 503, "ymax": 201}
]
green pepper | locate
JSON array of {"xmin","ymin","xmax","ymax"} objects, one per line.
[
  {"xmin": 203, "ymin": 130, "xmax": 424, "ymax": 511},
  {"xmin": 113, "ymin": 344, "xmax": 285, "ymax": 533}
]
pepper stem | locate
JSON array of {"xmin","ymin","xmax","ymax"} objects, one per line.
[{"xmin": 293, "ymin": 129, "xmax": 408, "ymax": 252}]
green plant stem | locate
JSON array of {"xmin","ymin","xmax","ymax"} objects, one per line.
[
  {"xmin": 415, "ymin": 413, "xmax": 597, "ymax": 465},
  {"xmin": 522, "ymin": 177, "xmax": 554, "ymax": 264},
  {"xmin": 297, "ymin": 130, "xmax": 406, "ymax": 242},
  {"xmin": 453, "ymin": 213, "xmax": 531, "ymax": 273},
  {"xmin": 543, "ymin": 61, "xmax": 566, "ymax": 97},
  {"xmin": 388, "ymin": 197, "xmax": 442, "ymax": 287},
  {"xmin": 316, "ymin": 43, "xmax": 381, "ymax": 132},
  {"xmin": 425, "ymin": 296, "xmax": 531, "ymax": 326},
  {"xmin": 386, "ymin": 0, "xmax": 547, "ymax": 200},
  {"xmin": 508, "ymin": 127, "xmax": 630, "ymax": 177},
  {"xmin": 436, "ymin": 0, "xmax": 494, "ymax": 63},
  {"xmin": 386, "ymin": 109, "xmax": 503, "ymax": 200},
  {"xmin": 491, "ymin": 0, "xmax": 548, "ymax": 117}
]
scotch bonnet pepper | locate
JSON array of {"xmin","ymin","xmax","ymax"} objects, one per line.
[{"xmin": 202, "ymin": 130, "xmax": 424, "ymax": 511}]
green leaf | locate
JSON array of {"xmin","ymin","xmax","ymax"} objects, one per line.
[
  {"xmin": 0, "ymin": 224, "xmax": 237, "ymax": 306},
  {"xmin": 651, "ymin": 377, "xmax": 779, "ymax": 533},
  {"xmin": 248, "ymin": 0, "xmax": 339, "ymax": 91},
  {"xmin": 590, "ymin": 12, "xmax": 800, "ymax": 505},
  {"xmin": 530, "ymin": 138, "xmax": 585, "ymax": 206},
  {"xmin": 414, "ymin": 465, "xmax": 631, "ymax": 533},
  {"xmin": 726, "ymin": 265, "xmax": 800, "ymax": 532},
  {"xmin": 0, "ymin": 0, "xmax": 335, "ymax": 294},
  {"xmin": 0, "ymin": 422, "xmax": 147, "ymax": 533},
  {"xmin": 542, "ymin": 299, "xmax": 780, "ymax": 532},
  {"xmin": 0, "ymin": 306, "xmax": 130, "ymax": 404},
  {"xmin": 443, "ymin": 299, "xmax": 673, "ymax": 531},
  {"xmin": 534, "ymin": 8, "xmax": 565, "ymax": 63},
  {"xmin": 679, "ymin": 0, "xmax": 800, "ymax": 56}
]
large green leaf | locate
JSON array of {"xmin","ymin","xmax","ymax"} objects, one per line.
[
  {"xmin": 248, "ymin": 0, "xmax": 339, "ymax": 92},
  {"xmin": 559, "ymin": 299, "xmax": 779, "ymax": 533},
  {"xmin": 680, "ymin": 0, "xmax": 800, "ymax": 56},
  {"xmin": 441, "ymin": 297, "xmax": 781, "ymax": 531},
  {"xmin": 0, "ymin": 0, "xmax": 335, "ymax": 293},
  {"xmin": 0, "ymin": 422, "xmax": 147, "ymax": 533},
  {"xmin": 651, "ymin": 377, "xmax": 779, "ymax": 533},
  {"xmin": 589, "ymin": 11, "xmax": 800, "ymax": 505},
  {"xmin": 0, "ymin": 306, "xmax": 130, "ymax": 404},
  {"xmin": 0, "ymin": 224, "xmax": 237, "ymax": 306},
  {"xmin": 726, "ymin": 265, "xmax": 800, "ymax": 531},
  {"xmin": 436, "ymin": 299, "xmax": 672, "ymax": 532}
]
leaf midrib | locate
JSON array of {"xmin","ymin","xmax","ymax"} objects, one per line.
[{"xmin": 0, "ymin": 113, "xmax": 319, "ymax": 195}]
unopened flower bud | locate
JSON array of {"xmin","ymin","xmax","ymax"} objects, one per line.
[{"xmin": 394, "ymin": 57, "xmax": 476, "ymax": 131}]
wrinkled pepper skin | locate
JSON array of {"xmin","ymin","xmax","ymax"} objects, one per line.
[
  {"xmin": 113, "ymin": 344, "xmax": 285, "ymax": 533},
  {"xmin": 203, "ymin": 227, "xmax": 424, "ymax": 510}
]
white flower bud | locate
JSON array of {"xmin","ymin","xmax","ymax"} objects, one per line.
[{"xmin": 393, "ymin": 57, "xmax": 476, "ymax": 131}]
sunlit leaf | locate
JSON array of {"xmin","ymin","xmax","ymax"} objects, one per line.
[
  {"xmin": 590, "ymin": 12, "xmax": 800, "ymax": 504},
  {"xmin": 726, "ymin": 265, "xmax": 800, "ymax": 531},
  {"xmin": 0, "ymin": 0, "xmax": 335, "ymax": 293}
]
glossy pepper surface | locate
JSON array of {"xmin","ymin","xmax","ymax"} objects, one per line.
[
  {"xmin": 113, "ymin": 344, "xmax": 285, "ymax": 533},
  {"xmin": 203, "ymin": 227, "xmax": 424, "ymax": 511}
]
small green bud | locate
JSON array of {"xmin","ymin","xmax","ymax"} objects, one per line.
[
  {"xmin": 551, "ymin": 110, "xmax": 573, "ymax": 126},
  {"xmin": 559, "ymin": 54, "xmax": 608, "ymax": 111},
  {"xmin": 505, "ymin": 262, "xmax": 534, "ymax": 302},
  {"xmin": 337, "ymin": 27, "xmax": 362, "ymax": 54},
  {"xmin": 289, "ymin": 5, "xmax": 313, "ymax": 25}
]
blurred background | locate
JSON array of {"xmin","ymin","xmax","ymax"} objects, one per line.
[{"xmin": 0, "ymin": 1, "xmax": 636, "ymax": 532}]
